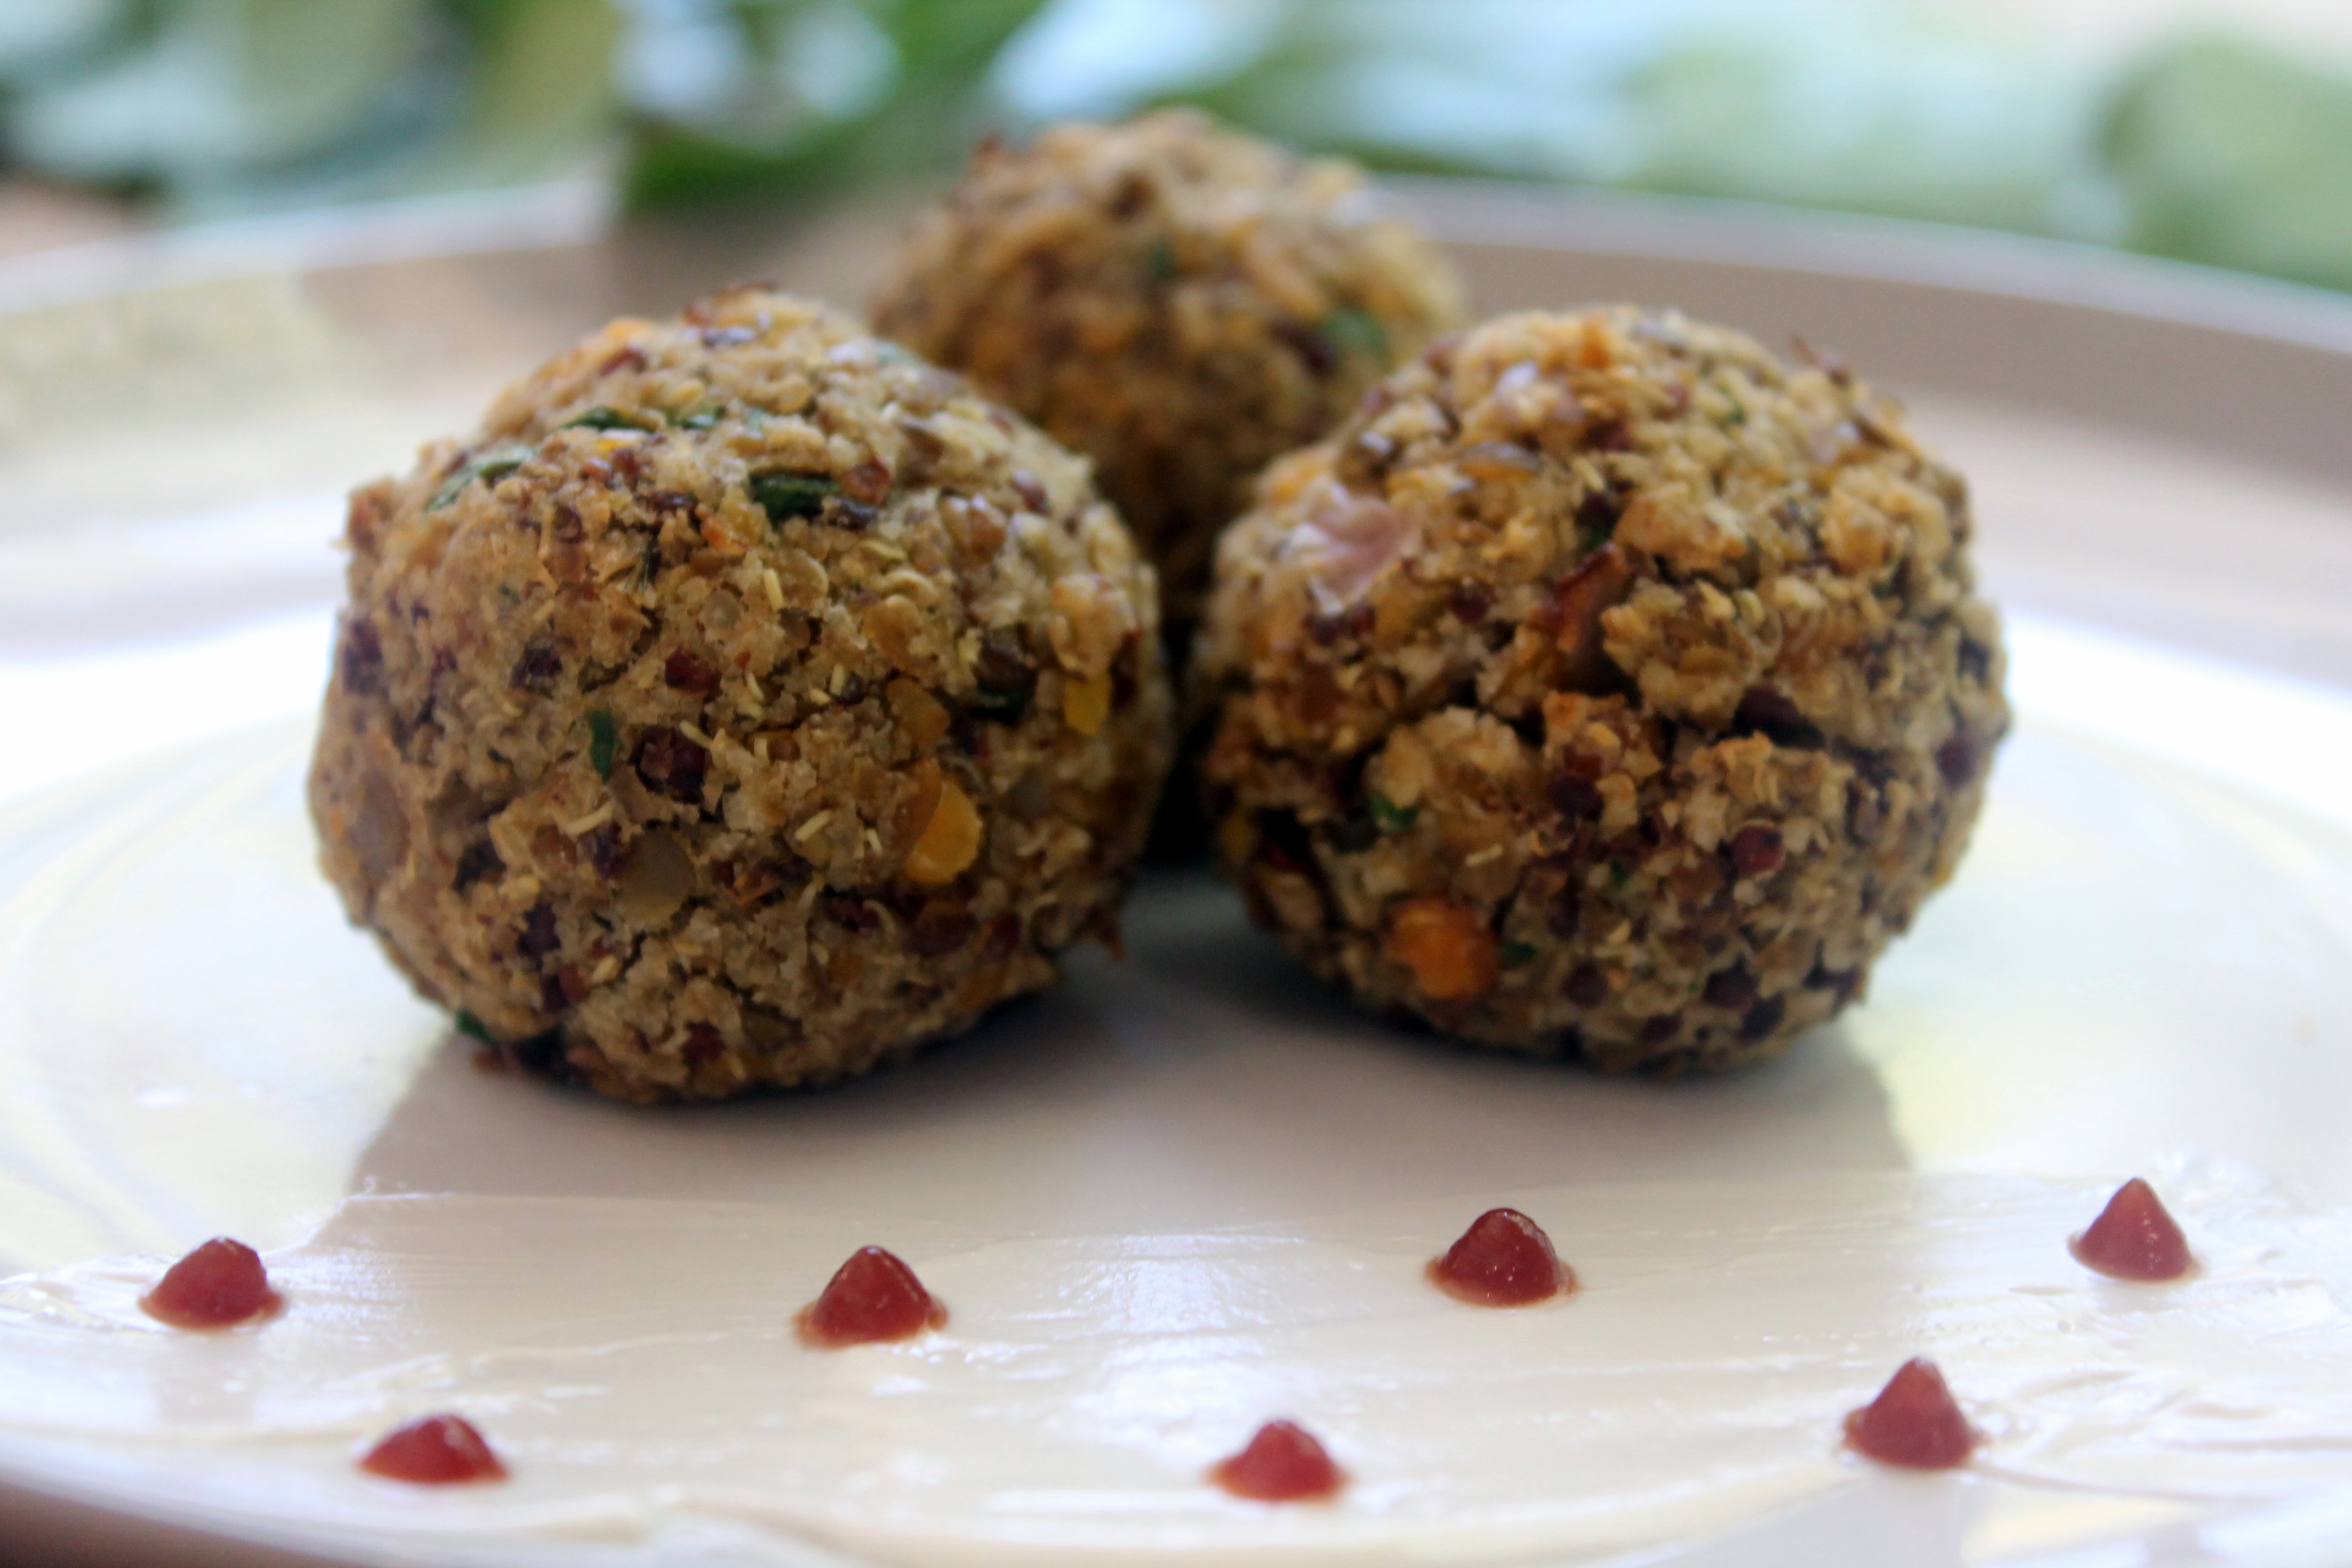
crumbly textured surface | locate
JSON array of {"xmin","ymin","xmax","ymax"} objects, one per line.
[
  {"xmin": 310, "ymin": 288, "xmax": 1172, "ymax": 1102},
  {"xmin": 869, "ymin": 110, "xmax": 1468, "ymax": 633},
  {"xmin": 1195, "ymin": 308, "xmax": 2008, "ymax": 1073}
]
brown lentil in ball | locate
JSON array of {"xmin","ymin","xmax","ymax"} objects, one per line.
[
  {"xmin": 309, "ymin": 288, "xmax": 1173, "ymax": 1102},
  {"xmin": 869, "ymin": 109, "xmax": 1469, "ymax": 635},
  {"xmin": 1194, "ymin": 307, "xmax": 2008, "ymax": 1073}
]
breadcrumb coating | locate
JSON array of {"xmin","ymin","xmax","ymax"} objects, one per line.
[
  {"xmin": 871, "ymin": 109, "xmax": 1468, "ymax": 634},
  {"xmin": 1196, "ymin": 307, "xmax": 2008, "ymax": 1072},
  {"xmin": 311, "ymin": 288, "xmax": 1173, "ymax": 1101}
]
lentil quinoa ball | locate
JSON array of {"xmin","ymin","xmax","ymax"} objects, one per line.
[
  {"xmin": 1195, "ymin": 307, "xmax": 2008, "ymax": 1073},
  {"xmin": 309, "ymin": 288, "xmax": 1173, "ymax": 1102},
  {"xmin": 869, "ymin": 109, "xmax": 1469, "ymax": 635}
]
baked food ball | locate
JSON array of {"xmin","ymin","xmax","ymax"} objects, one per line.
[
  {"xmin": 1195, "ymin": 307, "xmax": 2008, "ymax": 1073},
  {"xmin": 869, "ymin": 109, "xmax": 1469, "ymax": 634},
  {"xmin": 310, "ymin": 288, "xmax": 1172, "ymax": 1102}
]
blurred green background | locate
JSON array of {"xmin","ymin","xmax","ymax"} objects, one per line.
[{"xmin": 3, "ymin": 0, "xmax": 2351, "ymax": 293}]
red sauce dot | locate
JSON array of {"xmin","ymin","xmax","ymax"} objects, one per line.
[
  {"xmin": 2070, "ymin": 1177, "xmax": 2195, "ymax": 1282},
  {"xmin": 1211, "ymin": 1419, "xmax": 1346, "ymax": 1502},
  {"xmin": 1844, "ymin": 1357, "xmax": 1978, "ymax": 1471},
  {"xmin": 359, "ymin": 1414, "xmax": 507, "ymax": 1484},
  {"xmin": 796, "ymin": 1245, "xmax": 947, "ymax": 1347},
  {"xmin": 1427, "ymin": 1207, "xmax": 1574, "ymax": 1306},
  {"xmin": 139, "ymin": 1238, "xmax": 281, "ymax": 1330}
]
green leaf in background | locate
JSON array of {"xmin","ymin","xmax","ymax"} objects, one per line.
[
  {"xmin": 0, "ymin": 0, "xmax": 127, "ymax": 86},
  {"xmin": 1163, "ymin": 2, "xmax": 1597, "ymax": 183},
  {"xmin": 7, "ymin": 0, "xmax": 2352, "ymax": 303},
  {"xmin": 4, "ymin": 0, "xmax": 428, "ymax": 188},
  {"xmin": 2105, "ymin": 32, "xmax": 2352, "ymax": 294},
  {"xmin": 1614, "ymin": 18, "xmax": 2090, "ymax": 237},
  {"xmin": 1160, "ymin": 0, "xmax": 2101, "ymax": 239},
  {"xmin": 0, "ymin": 0, "xmax": 618, "ymax": 217},
  {"xmin": 421, "ymin": 0, "xmax": 623, "ymax": 192},
  {"xmin": 621, "ymin": 0, "xmax": 1047, "ymax": 209}
]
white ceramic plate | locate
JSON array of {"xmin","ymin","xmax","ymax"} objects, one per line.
[{"xmin": 4, "ymin": 187, "xmax": 2352, "ymax": 1568}]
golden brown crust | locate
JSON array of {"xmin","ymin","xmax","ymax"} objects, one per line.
[
  {"xmin": 1195, "ymin": 307, "xmax": 2008, "ymax": 1072},
  {"xmin": 869, "ymin": 109, "xmax": 1468, "ymax": 632},
  {"xmin": 309, "ymin": 288, "xmax": 1173, "ymax": 1102}
]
